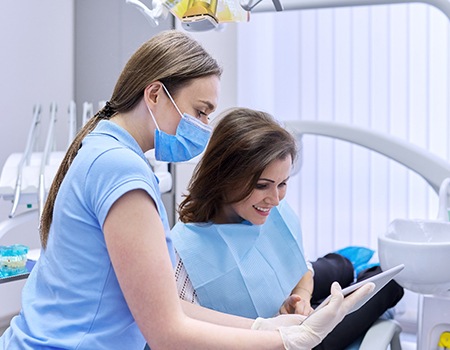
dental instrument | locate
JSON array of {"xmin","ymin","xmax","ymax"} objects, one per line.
[
  {"xmin": 67, "ymin": 101, "xmax": 77, "ymax": 149},
  {"xmin": 8, "ymin": 105, "xmax": 41, "ymax": 218},
  {"xmin": 38, "ymin": 102, "xmax": 58, "ymax": 219},
  {"xmin": 82, "ymin": 102, "xmax": 93, "ymax": 127}
]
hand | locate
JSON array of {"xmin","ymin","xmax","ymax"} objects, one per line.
[
  {"xmin": 251, "ymin": 314, "xmax": 307, "ymax": 331},
  {"xmin": 280, "ymin": 294, "xmax": 313, "ymax": 316},
  {"xmin": 277, "ymin": 281, "xmax": 375, "ymax": 350}
]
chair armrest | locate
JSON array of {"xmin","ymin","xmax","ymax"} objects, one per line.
[{"xmin": 359, "ymin": 319, "xmax": 402, "ymax": 350}]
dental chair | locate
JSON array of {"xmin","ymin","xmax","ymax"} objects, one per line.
[{"xmin": 284, "ymin": 120, "xmax": 450, "ymax": 350}]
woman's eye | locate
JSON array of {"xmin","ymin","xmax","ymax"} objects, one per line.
[
  {"xmin": 255, "ymin": 184, "xmax": 267, "ymax": 190},
  {"xmin": 197, "ymin": 110, "xmax": 207, "ymax": 118},
  {"xmin": 278, "ymin": 182, "xmax": 287, "ymax": 188}
]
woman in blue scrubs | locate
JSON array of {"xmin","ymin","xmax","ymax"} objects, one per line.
[
  {"xmin": 0, "ymin": 31, "xmax": 373, "ymax": 350},
  {"xmin": 172, "ymin": 107, "xmax": 404, "ymax": 350}
]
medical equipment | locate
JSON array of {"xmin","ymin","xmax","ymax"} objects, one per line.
[
  {"xmin": 379, "ymin": 178, "xmax": 450, "ymax": 296},
  {"xmin": 126, "ymin": 0, "xmax": 249, "ymax": 31},
  {"xmin": 82, "ymin": 102, "xmax": 94, "ymax": 126},
  {"xmin": 126, "ymin": 0, "xmax": 450, "ymax": 30},
  {"xmin": 0, "ymin": 101, "xmax": 173, "ymax": 243},
  {"xmin": 125, "ymin": 0, "xmax": 168, "ymax": 27},
  {"xmin": 439, "ymin": 331, "xmax": 450, "ymax": 349},
  {"xmin": 282, "ymin": 120, "xmax": 450, "ymax": 349},
  {"xmin": 0, "ymin": 103, "xmax": 65, "ymax": 220},
  {"xmin": 379, "ymin": 178, "xmax": 450, "ymax": 350},
  {"xmin": 7, "ymin": 105, "xmax": 41, "ymax": 218}
]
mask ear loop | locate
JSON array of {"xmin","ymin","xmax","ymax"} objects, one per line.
[
  {"xmin": 161, "ymin": 84, "xmax": 184, "ymax": 118},
  {"xmin": 147, "ymin": 104, "xmax": 161, "ymax": 131}
]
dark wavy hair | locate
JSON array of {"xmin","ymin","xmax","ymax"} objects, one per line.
[{"xmin": 178, "ymin": 108, "xmax": 298, "ymax": 223}]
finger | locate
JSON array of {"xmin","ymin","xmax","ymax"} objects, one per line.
[
  {"xmin": 294, "ymin": 301, "xmax": 308, "ymax": 316},
  {"xmin": 278, "ymin": 314, "xmax": 308, "ymax": 326},
  {"xmin": 326, "ymin": 282, "xmax": 344, "ymax": 309},
  {"xmin": 284, "ymin": 295, "xmax": 302, "ymax": 313},
  {"xmin": 289, "ymin": 295, "xmax": 302, "ymax": 305},
  {"xmin": 342, "ymin": 282, "xmax": 375, "ymax": 308}
]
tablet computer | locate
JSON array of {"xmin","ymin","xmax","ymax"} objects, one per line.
[{"xmin": 311, "ymin": 263, "xmax": 404, "ymax": 316}]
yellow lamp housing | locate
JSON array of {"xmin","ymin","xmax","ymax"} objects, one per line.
[{"xmin": 181, "ymin": 0, "xmax": 219, "ymax": 31}]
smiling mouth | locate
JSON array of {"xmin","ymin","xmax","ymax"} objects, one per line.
[{"xmin": 253, "ymin": 205, "xmax": 270, "ymax": 212}]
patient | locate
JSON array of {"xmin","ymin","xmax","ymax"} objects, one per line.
[{"xmin": 171, "ymin": 108, "xmax": 404, "ymax": 350}]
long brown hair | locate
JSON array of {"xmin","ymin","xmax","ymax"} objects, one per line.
[
  {"xmin": 178, "ymin": 108, "xmax": 297, "ymax": 223},
  {"xmin": 40, "ymin": 30, "xmax": 222, "ymax": 248}
]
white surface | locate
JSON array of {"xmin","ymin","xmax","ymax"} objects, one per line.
[
  {"xmin": 359, "ymin": 319, "xmax": 402, "ymax": 350},
  {"xmin": 378, "ymin": 178, "xmax": 450, "ymax": 295},
  {"xmin": 417, "ymin": 295, "xmax": 450, "ymax": 350},
  {"xmin": 248, "ymin": 0, "xmax": 450, "ymax": 22},
  {"xmin": 0, "ymin": 152, "xmax": 65, "ymax": 201},
  {"xmin": 379, "ymin": 219, "xmax": 450, "ymax": 295}
]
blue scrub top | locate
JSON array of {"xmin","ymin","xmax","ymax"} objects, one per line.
[{"xmin": 1, "ymin": 121, "xmax": 174, "ymax": 350}]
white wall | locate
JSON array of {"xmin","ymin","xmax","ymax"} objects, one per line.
[
  {"xmin": 0, "ymin": 0, "xmax": 74, "ymax": 321},
  {"xmin": 0, "ymin": 0, "xmax": 173, "ymax": 324},
  {"xmin": 176, "ymin": 23, "xmax": 240, "ymax": 117}
]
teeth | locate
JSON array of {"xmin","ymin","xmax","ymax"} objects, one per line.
[{"xmin": 254, "ymin": 206, "xmax": 270, "ymax": 212}]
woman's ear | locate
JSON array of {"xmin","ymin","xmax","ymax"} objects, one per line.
[{"xmin": 144, "ymin": 82, "xmax": 163, "ymax": 105}]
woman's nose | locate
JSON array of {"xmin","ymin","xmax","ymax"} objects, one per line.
[{"xmin": 265, "ymin": 188, "xmax": 280, "ymax": 206}]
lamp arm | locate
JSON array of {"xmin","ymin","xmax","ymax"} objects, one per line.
[{"xmin": 244, "ymin": 0, "xmax": 450, "ymax": 22}]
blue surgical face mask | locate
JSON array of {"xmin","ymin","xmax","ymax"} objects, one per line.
[{"xmin": 147, "ymin": 84, "xmax": 212, "ymax": 162}]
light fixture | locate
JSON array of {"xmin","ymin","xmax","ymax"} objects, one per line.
[{"xmin": 126, "ymin": 0, "xmax": 249, "ymax": 32}]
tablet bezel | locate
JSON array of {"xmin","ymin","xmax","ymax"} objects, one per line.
[{"xmin": 310, "ymin": 263, "xmax": 405, "ymax": 316}]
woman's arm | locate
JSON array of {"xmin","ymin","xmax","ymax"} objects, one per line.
[
  {"xmin": 280, "ymin": 271, "xmax": 314, "ymax": 316},
  {"xmin": 181, "ymin": 300, "xmax": 254, "ymax": 328},
  {"xmin": 104, "ymin": 189, "xmax": 285, "ymax": 349}
]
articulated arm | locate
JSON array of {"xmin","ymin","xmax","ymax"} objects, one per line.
[
  {"xmin": 243, "ymin": 0, "xmax": 450, "ymax": 22},
  {"xmin": 284, "ymin": 120, "xmax": 450, "ymax": 194}
]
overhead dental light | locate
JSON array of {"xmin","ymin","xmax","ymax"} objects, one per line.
[
  {"xmin": 180, "ymin": 0, "xmax": 219, "ymax": 31},
  {"xmin": 127, "ymin": 0, "xmax": 450, "ymax": 31},
  {"xmin": 126, "ymin": 0, "xmax": 250, "ymax": 31}
]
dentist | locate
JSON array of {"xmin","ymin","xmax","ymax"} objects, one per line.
[{"xmin": 1, "ymin": 30, "xmax": 373, "ymax": 350}]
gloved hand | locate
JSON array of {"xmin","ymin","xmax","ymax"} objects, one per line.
[
  {"xmin": 277, "ymin": 281, "xmax": 375, "ymax": 350},
  {"xmin": 251, "ymin": 314, "xmax": 307, "ymax": 331}
]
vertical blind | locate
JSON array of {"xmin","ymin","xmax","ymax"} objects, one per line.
[{"xmin": 237, "ymin": 3, "xmax": 450, "ymax": 261}]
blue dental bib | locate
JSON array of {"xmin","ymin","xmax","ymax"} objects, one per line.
[{"xmin": 171, "ymin": 200, "xmax": 308, "ymax": 318}]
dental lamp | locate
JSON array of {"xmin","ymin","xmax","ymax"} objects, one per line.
[
  {"xmin": 126, "ymin": 0, "xmax": 249, "ymax": 31},
  {"xmin": 181, "ymin": 0, "xmax": 219, "ymax": 31},
  {"xmin": 127, "ymin": 0, "xmax": 450, "ymax": 31}
]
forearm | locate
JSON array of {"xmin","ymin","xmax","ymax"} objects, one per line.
[
  {"xmin": 292, "ymin": 271, "xmax": 314, "ymax": 301},
  {"xmin": 152, "ymin": 316, "xmax": 285, "ymax": 350},
  {"xmin": 181, "ymin": 299, "xmax": 254, "ymax": 328}
]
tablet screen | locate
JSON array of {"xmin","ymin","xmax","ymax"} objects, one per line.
[{"xmin": 311, "ymin": 264, "xmax": 404, "ymax": 316}]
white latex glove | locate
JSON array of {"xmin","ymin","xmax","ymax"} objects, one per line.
[
  {"xmin": 278, "ymin": 281, "xmax": 375, "ymax": 350},
  {"xmin": 251, "ymin": 314, "xmax": 307, "ymax": 331}
]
